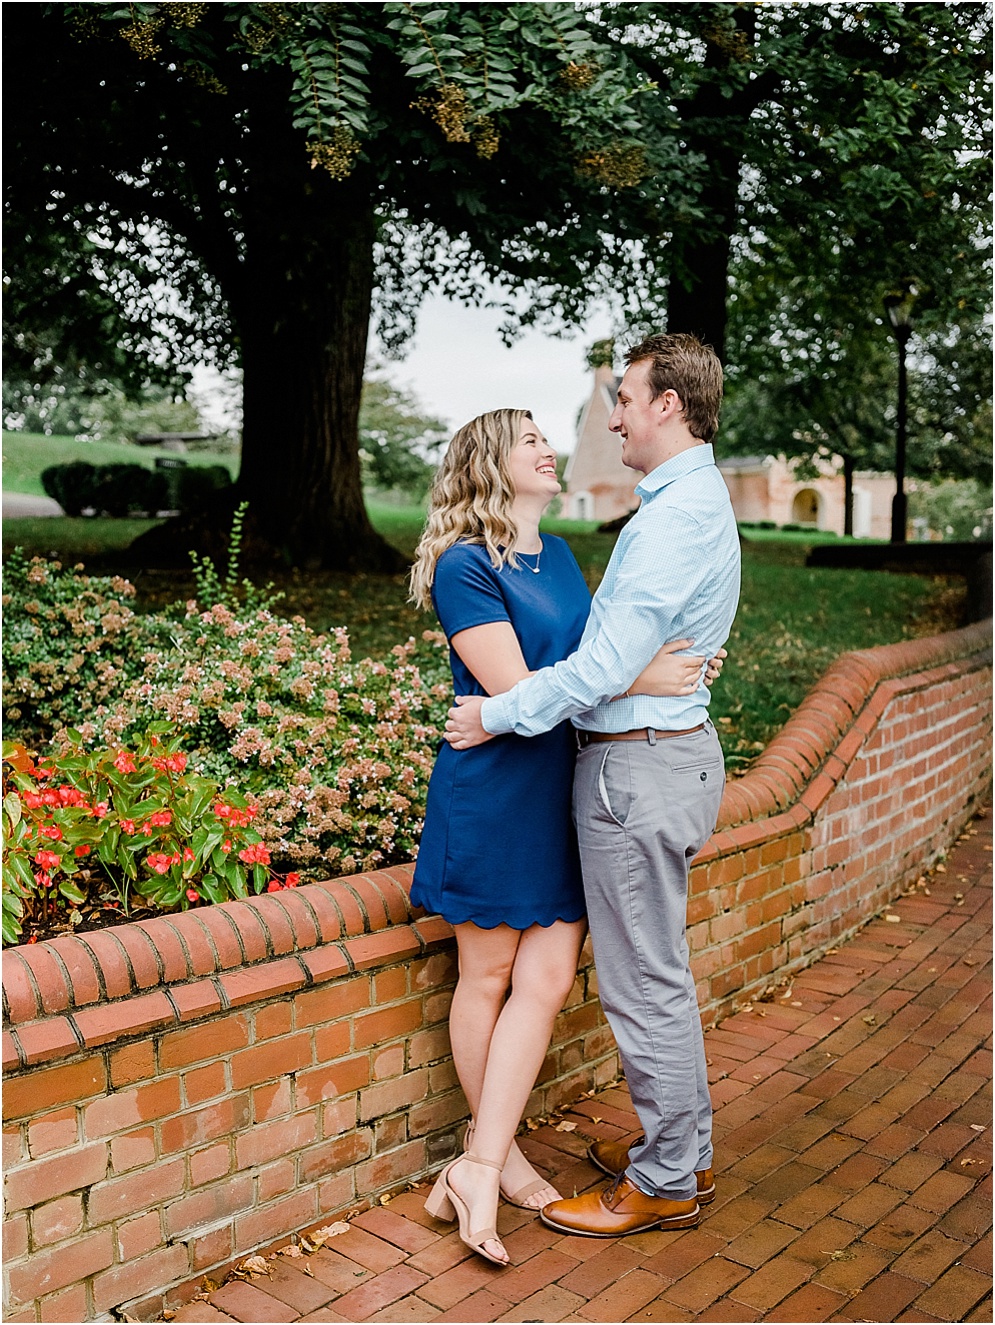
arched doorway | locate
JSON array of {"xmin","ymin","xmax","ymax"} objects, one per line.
[{"xmin": 791, "ymin": 488, "xmax": 820, "ymax": 527}]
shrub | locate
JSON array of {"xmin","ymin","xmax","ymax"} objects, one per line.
[
  {"xmin": 41, "ymin": 460, "xmax": 99, "ymax": 516},
  {"xmin": 36, "ymin": 459, "xmax": 231, "ymax": 517},
  {"xmin": 93, "ymin": 462, "xmax": 165, "ymax": 517},
  {"xmin": 2, "ymin": 730, "xmax": 293, "ymax": 946},
  {"xmin": 2, "ymin": 549, "xmax": 162, "ymax": 743},
  {"xmin": 2, "ymin": 550, "xmax": 452, "ymax": 879}
]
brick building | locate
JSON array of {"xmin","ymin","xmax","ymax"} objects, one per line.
[{"xmin": 563, "ymin": 362, "xmax": 897, "ymax": 537}]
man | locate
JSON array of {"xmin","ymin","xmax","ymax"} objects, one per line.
[{"xmin": 443, "ymin": 332, "xmax": 741, "ymax": 1236}]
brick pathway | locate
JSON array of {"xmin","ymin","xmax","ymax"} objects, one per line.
[{"xmin": 171, "ymin": 806, "xmax": 992, "ymax": 1324}]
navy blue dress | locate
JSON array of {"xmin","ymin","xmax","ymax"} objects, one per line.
[{"xmin": 411, "ymin": 537, "xmax": 591, "ymax": 929}]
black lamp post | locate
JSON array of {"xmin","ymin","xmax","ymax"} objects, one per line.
[{"xmin": 883, "ymin": 286, "xmax": 917, "ymax": 544}]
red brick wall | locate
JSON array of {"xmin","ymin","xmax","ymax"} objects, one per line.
[{"xmin": 2, "ymin": 619, "xmax": 991, "ymax": 1322}]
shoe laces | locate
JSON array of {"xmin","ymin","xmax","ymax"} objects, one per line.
[{"xmin": 604, "ymin": 1170, "xmax": 628, "ymax": 1205}]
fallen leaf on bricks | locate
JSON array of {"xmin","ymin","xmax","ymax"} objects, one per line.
[
  {"xmin": 556, "ymin": 1120, "xmax": 578, "ymax": 1133},
  {"xmin": 241, "ymin": 1256, "xmax": 271, "ymax": 1278},
  {"xmin": 885, "ymin": 915, "xmax": 901, "ymax": 923},
  {"xmin": 954, "ymin": 893, "xmax": 965, "ymax": 900},
  {"xmin": 752, "ymin": 1074, "xmax": 762, "ymax": 1080},
  {"xmin": 312, "ymin": 1222, "xmax": 351, "ymax": 1243},
  {"xmin": 379, "ymin": 1194, "xmax": 393, "ymax": 1205},
  {"xmin": 591, "ymin": 1116, "xmax": 603, "ymax": 1124},
  {"xmin": 964, "ymin": 958, "xmax": 978, "ymax": 967},
  {"xmin": 935, "ymin": 864, "xmax": 947, "ymax": 873},
  {"xmin": 862, "ymin": 1015, "xmax": 877, "ymax": 1026},
  {"xmin": 791, "ymin": 1001, "xmax": 803, "ymax": 1007},
  {"xmin": 960, "ymin": 1157, "xmax": 979, "ymax": 1166},
  {"xmin": 282, "ymin": 1245, "xmax": 303, "ymax": 1258},
  {"xmin": 162, "ymin": 1314, "xmax": 176, "ymax": 1322},
  {"xmin": 825, "ymin": 947, "xmax": 839, "ymax": 954},
  {"xmin": 827, "ymin": 1248, "xmax": 857, "ymax": 1262},
  {"xmin": 303, "ymin": 1265, "xmax": 314, "ymax": 1277},
  {"xmin": 833, "ymin": 1016, "xmax": 841, "ymax": 1022},
  {"xmin": 970, "ymin": 1124, "xmax": 986, "ymax": 1131}
]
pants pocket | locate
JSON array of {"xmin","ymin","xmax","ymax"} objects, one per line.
[{"xmin": 597, "ymin": 745, "xmax": 631, "ymax": 827}]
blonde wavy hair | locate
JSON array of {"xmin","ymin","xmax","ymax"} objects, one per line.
[{"xmin": 409, "ymin": 408, "xmax": 532, "ymax": 610}]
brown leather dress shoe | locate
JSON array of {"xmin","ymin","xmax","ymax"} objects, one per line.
[
  {"xmin": 540, "ymin": 1173, "xmax": 700, "ymax": 1237},
  {"xmin": 588, "ymin": 1137, "xmax": 716, "ymax": 1205}
]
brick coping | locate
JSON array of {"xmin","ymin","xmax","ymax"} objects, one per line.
[{"xmin": 3, "ymin": 618, "xmax": 991, "ymax": 1075}]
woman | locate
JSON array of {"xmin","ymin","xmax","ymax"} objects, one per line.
[{"xmin": 409, "ymin": 409, "xmax": 720, "ymax": 1265}]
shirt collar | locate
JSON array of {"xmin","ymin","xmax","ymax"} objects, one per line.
[{"xmin": 635, "ymin": 443, "xmax": 714, "ymax": 500}]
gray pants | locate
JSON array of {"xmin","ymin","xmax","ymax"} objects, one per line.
[{"xmin": 574, "ymin": 723, "xmax": 725, "ymax": 1200}]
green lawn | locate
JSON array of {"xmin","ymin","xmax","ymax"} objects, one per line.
[
  {"xmin": 2, "ymin": 431, "xmax": 238, "ymax": 496},
  {"xmin": 2, "ymin": 501, "xmax": 964, "ymax": 770}
]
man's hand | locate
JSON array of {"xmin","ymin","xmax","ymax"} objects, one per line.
[{"xmin": 443, "ymin": 695, "xmax": 495, "ymax": 749}]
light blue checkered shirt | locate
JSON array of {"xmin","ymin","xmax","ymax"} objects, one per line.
[{"xmin": 481, "ymin": 443, "xmax": 741, "ymax": 736}]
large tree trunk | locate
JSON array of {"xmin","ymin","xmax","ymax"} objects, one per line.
[
  {"xmin": 663, "ymin": 8, "xmax": 759, "ymax": 363},
  {"xmin": 130, "ymin": 80, "xmax": 404, "ymax": 573}
]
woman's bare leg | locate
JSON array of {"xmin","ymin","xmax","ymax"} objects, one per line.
[{"xmin": 445, "ymin": 919, "xmax": 586, "ymax": 1260}]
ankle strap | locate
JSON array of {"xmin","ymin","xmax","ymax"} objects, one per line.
[{"xmin": 463, "ymin": 1153, "xmax": 503, "ymax": 1171}]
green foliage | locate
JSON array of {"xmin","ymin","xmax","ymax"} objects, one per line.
[
  {"xmin": 908, "ymin": 479, "xmax": 994, "ymax": 543},
  {"xmin": 2, "ymin": 551, "xmax": 452, "ymax": 880},
  {"xmin": 2, "ymin": 374, "xmax": 203, "ymax": 442},
  {"xmin": 358, "ymin": 375, "xmax": 448, "ymax": 498},
  {"xmin": 1, "ymin": 731, "xmax": 286, "ymax": 945}
]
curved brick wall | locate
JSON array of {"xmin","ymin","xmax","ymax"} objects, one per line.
[{"xmin": 2, "ymin": 618, "xmax": 991, "ymax": 1323}]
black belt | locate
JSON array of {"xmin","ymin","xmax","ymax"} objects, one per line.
[{"xmin": 576, "ymin": 724, "xmax": 706, "ymax": 748}]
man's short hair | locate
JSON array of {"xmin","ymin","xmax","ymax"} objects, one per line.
[{"xmin": 624, "ymin": 332, "xmax": 723, "ymax": 443}]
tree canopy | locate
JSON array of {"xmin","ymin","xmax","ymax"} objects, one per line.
[{"xmin": 3, "ymin": 2, "xmax": 990, "ymax": 566}]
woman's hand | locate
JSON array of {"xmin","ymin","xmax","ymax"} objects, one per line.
[
  {"xmin": 622, "ymin": 641, "xmax": 729, "ymax": 698},
  {"xmin": 625, "ymin": 639, "xmax": 704, "ymax": 698},
  {"xmin": 704, "ymin": 647, "xmax": 727, "ymax": 688}
]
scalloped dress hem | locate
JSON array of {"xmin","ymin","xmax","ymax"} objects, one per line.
[{"xmin": 418, "ymin": 905, "xmax": 587, "ymax": 932}]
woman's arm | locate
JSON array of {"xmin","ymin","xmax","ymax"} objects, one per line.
[
  {"xmin": 625, "ymin": 641, "xmax": 728, "ymax": 698},
  {"xmin": 449, "ymin": 622, "xmax": 534, "ymax": 696}
]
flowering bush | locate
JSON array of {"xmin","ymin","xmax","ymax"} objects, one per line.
[
  {"xmin": 2, "ymin": 731, "xmax": 299, "ymax": 946},
  {"xmin": 2, "ymin": 548, "xmax": 165, "ymax": 743},
  {"xmin": 3, "ymin": 553, "xmax": 452, "ymax": 882}
]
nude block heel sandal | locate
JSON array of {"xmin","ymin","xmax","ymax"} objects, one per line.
[
  {"xmin": 423, "ymin": 1154, "xmax": 508, "ymax": 1265},
  {"xmin": 463, "ymin": 1121, "xmax": 560, "ymax": 1210}
]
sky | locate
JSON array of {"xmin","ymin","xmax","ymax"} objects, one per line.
[
  {"xmin": 372, "ymin": 291, "xmax": 615, "ymax": 458},
  {"xmin": 193, "ymin": 288, "xmax": 616, "ymax": 459}
]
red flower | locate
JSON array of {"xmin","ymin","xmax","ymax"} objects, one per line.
[
  {"xmin": 183, "ymin": 847, "xmax": 195, "ymax": 862},
  {"xmin": 33, "ymin": 871, "xmax": 52, "ymax": 888},
  {"xmin": 239, "ymin": 842, "xmax": 272, "ymax": 867},
  {"xmin": 285, "ymin": 873, "xmax": 301, "ymax": 888},
  {"xmin": 266, "ymin": 880, "xmax": 283, "ymax": 893},
  {"xmin": 145, "ymin": 852, "xmax": 174, "ymax": 875},
  {"xmin": 149, "ymin": 810, "xmax": 172, "ymax": 827},
  {"xmin": 22, "ymin": 791, "xmax": 43, "ymax": 810},
  {"xmin": 140, "ymin": 823, "xmax": 153, "ymax": 836},
  {"xmin": 33, "ymin": 850, "xmax": 60, "ymax": 870},
  {"xmin": 113, "ymin": 751, "xmax": 137, "ymax": 774},
  {"xmin": 57, "ymin": 786, "xmax": 85, "ymax": 807},
  {"xmin": 151, "ymin": 753, "xmax": 187, "ymax": 774},
  {"xmin": 121, "ymin": 819, "xmax": 136, "ymax": 835},
  {"xmin": 93, "ymin": 802, "xmax": 109, "ymax": 819},
  {"xmin": 40, "ymin": 824, "xmax": 63, "ymax": 841},
  {"xmin": 74, "ymin": 844, "xmax": 91, "ymax": 857},
  {"xmin": 186, "ymin": 889, "xmax": 200, "ymax": 903}
]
